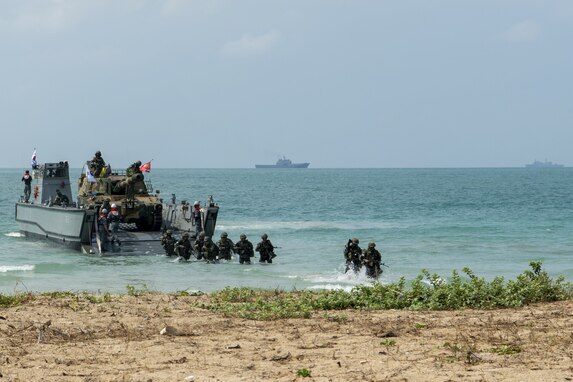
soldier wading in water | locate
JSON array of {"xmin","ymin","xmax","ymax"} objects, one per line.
[
  {"xmin": 234, "ymin": 234, "xmax": 254, "ymax": 264},
  {"xmin": 255, "ymin": 233, "xmax": 276, "ymax": 264},
  {"xmin": 161, "ymin": 230, "xmax": 177, "ymax": 256},
  {"xmin": 175, "ymin": 232, "xmax": 192, "ymax": 261},
  {"xmin": 217, "ymin": 232, "xmax": 235, "ymax": 261},
  {"xmin": 361, "ymin": 242, "xmax": 382, "ymax": 279},
  {"xmin": 344, "ymin": 238, "xmax": 362, "ymax": 274},
  {"xmin": 201, "ymin": 236, "xmax": 220, "ymax": 263}
]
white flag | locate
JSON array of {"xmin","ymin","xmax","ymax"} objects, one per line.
[
  {"xmin": 31, "ymin": 149, "xmax": 37, "ymax": 168},
  {"xmin": 84, "ymin": 164, "xmax": 96, "ymax": 183}
]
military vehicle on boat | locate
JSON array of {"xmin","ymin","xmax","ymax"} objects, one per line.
[
  {"xmin": 77, "ymin": 163, "xmax": 162, "ymax": 231},
  {"xmin": 15, "ymin": 159, "xmax": 219, "ymax": 255}
]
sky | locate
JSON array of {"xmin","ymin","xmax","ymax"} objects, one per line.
[{"xmin": 1, "ymin": 0, "xmax": 572, "ymax": 168}]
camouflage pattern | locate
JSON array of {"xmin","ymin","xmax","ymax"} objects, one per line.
[
  {"xmin": 53, "ymin": 189, "xmax": 69, "ymax": 206},
  {"xmin": 234, "ymin": 235, "xmax": 254, "ymax": 264},
  {"xmin": 161, "ymin": 231, "xmax": 177, "ymax": 256},
  {"xmin": 361, "ymin": 246, "xmax": 382, "ymax": 279},
  {"xmin": 255, "ymin": 236, "xmax": 275, "ymax": 263},
  {"xmin": 344, "ymin": 239, "xmax": 362, "ymax": 274},
  {"xmin": 77, "ymin": 160, "xmax": 162, "ymax": 231},
  {"xmin": 193, "ymin": 232, "xmax": 206, "ymax": 260},
  {"xmin": 91, "ymin": 151, "xmax": 106, "ymax": 178},
  {"xmin": 201, "ymin": 237, "xmax": 220, "ymax": 263},
  {"xmin": 217, "ymin": 236, "xmax": 235, "ymax": 260},
  {"xmin": 175, "ymin": 234, "xmax": 192, "ymax": 260}
]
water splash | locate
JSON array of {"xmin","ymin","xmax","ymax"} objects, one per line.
[{"xmin": 5, "ymin": 232, "xmax": 24, "ymax": 238}]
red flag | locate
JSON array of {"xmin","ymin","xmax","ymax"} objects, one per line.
[{"xmin": 139, "ymin": 161, "xmax": 151, "ymax": 173}]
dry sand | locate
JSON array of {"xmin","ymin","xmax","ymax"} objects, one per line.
[{"xmin": 1, "ymin": 294, "xmax": 573, "ymax": 381}]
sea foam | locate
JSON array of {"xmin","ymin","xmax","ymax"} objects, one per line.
[{"xmin": 0, "ymin": 264, "xmax": 35, "ymax": 273}]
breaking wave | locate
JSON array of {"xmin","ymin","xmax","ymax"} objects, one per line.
[
  {"xmin": 0, "ymin": 264, "xmax": 35, "ymax": 273},
  {"xmin": 5, "ymin": 232, "xmax": 24, "ymax": 237}
]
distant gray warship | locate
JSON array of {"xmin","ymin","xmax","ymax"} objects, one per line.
[
  {"xmin": 255, "ymin": 157, "xmax": 310, "ymax": 168},
  {"xmin": 15, "ymin": 159, "xmax": 218, "ymax": 255},
  {"xmin": 525, "ymin": 160, "xmax": 564, "ymax": 168}
]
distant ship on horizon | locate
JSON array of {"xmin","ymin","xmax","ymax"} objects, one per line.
[
  {"xmin": 255, "ymin": 156, "xmax": 310, "ymax": 169},
  {"xmin": 525, "ymin": 159, "xmax": 564, "ymax": 168}
]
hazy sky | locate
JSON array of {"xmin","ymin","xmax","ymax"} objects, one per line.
[{"xmin": 1, "ymin": 0, "xmax": 572, "ymax": 168}]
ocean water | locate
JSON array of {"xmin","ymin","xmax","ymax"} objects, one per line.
[{"xmin": 1, "ymin": 168, "xmax": 573, "ymax": 294}]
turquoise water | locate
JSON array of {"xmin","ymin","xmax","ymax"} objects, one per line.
[{"xmin": 1, "ymin": 168, "xmax": 573, "ymax": 294}]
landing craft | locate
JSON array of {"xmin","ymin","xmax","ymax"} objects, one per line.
[{"xmin": 15, "ymin": 159, "xmax": 218, "ymax": 255}]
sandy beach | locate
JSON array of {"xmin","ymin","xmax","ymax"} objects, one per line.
[{"xmin": 1, "ymin": 294, "xmax": 572, "ymax": 381}]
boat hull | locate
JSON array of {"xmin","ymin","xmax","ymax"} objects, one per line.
[
  {"xmin": 15, "ymin": 203, "xmax": 96, "ymax": 250},
  {"xmin": 255, "ymin": 163, "xmax": 310, "ymax": 168}
]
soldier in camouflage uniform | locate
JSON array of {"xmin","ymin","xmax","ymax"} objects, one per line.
[
  {"xmin": 202, "ymin": 236, "xmax": 220, "ymax": 263},
  {"xmin": 161, "ymin": 230, "xmax": 177, "ymax": 256},
  {"xmin": 217, "ymin": 232, "xmax": 235, "ymax": 261},
  {"xmin": 91, "ymin": 151, "xmax": 106, "ymax": 178},
  {"xmin": 175, "ymin": 232, "xmax": 192, "ymax": 260},
  {"xmin": 255, "ymin": 233, "xmax": 275, "ymax": 264},
  {"xmin": 361, "ymin": 242, "xmax": 382, "ymax": 279},
  {"xmin": 234, "ymin": 234, "xmax": 254, "ymax": 264},
  {"xmin": 344, "ymin": 238, "xmax": 362, "ymax": 274},
  {"xmin": 193, "ymin": 232, "xmax": 206, "ymax": 260}
]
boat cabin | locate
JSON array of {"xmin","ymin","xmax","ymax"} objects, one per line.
[{"xmin": 30, "ymin": 162, "xmax": 74, "ymax": 205}]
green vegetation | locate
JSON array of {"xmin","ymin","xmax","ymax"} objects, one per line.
[
  {"xmin": 1, "ymin": 263, "xmax": 572, "ymax": 316},
  {"xmin": 381, "ymin": 339, "xmax": 396, "ymax": 347},
  {"xmin": 0, "ymin": 292, "xmax": 35, "ymax": 307},
  {"xmin": 296, "ymin": 368, "xmax": 312, "ymax": 378},
  {"xmin": 126, "ymin": 284, "xmax": 149, "ymax": 297},
  {"xmin": 201, "ymin": 262, "xmax": 573, "ymax": 320},
  {"xmin": 414, "ymin": 322, "xmax": 426, "ymax": 330},
  {"xmin": 491, "ymin": 344, "xmax": 522, "ymax": 355}
]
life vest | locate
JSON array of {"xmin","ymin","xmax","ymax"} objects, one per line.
[{"xmin": 108, "ymin": 209, "xmax": 121, "ymax": 222}]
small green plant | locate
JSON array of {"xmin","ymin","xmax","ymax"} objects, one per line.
[
  {"xmin": 296, "ymin": 368, "xmax": 312, "ymax": 378},
  {"xmin": 0, "ymin": 292, "xmax": 34, "ymax": 308},
  {"xmin": 82, "ymin": 292, "xmax": 113, "ymax": 303},
  {"xmin": 491, "ymin": 344, "xmax": 522, "ymax": 355},
  {"xmin": 381, "ymin": 339, "xmax": 396, "ymax": 347},
  {"xmin": 415, "ymin": 322, "xmax": 426, "ymax": 329},
  {"xmin": 42, "ymin": 291, "xmax": 76, "ymax": 299},
  {"xmin": 126, "ymin": 284, "xmax": 149, "ymax": 297}
]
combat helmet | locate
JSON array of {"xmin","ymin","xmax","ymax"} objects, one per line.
[
  {"xmin": 166, "ymin": 230, "xmax": 172, "ymax": 236},
  {"xmin": 182, "ymin": 232, "xmax": 189, "ymax": 238},
  {"xmin": 261, "ymin": 233, "xmax": 268, "ymax": 240},
  {"xmin": 240, "ymin": 233, "xmax": 247, "ymax": 240},
  {"xmin": 352, "ymin": 238, "xmax": 359, "ymax": 244},
  {"xmin": 368, "ymin": 242, "xmax": 376, "ymax": 248},
  {"xmin": 221, "ymin": 231, "xmax": 228, "ymax": 238}
]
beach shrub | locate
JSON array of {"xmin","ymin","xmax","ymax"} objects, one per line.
[
  {"xmin": 126, "ymin": 284, "xmax": 149, "ymax": 297},
  {"xmin": 0, "ymin": 292, "xmax": 35, "ymax": 307},
  {"xmin": 202, "ymin": 262, "xmax": 573, "ymax": 320}
]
